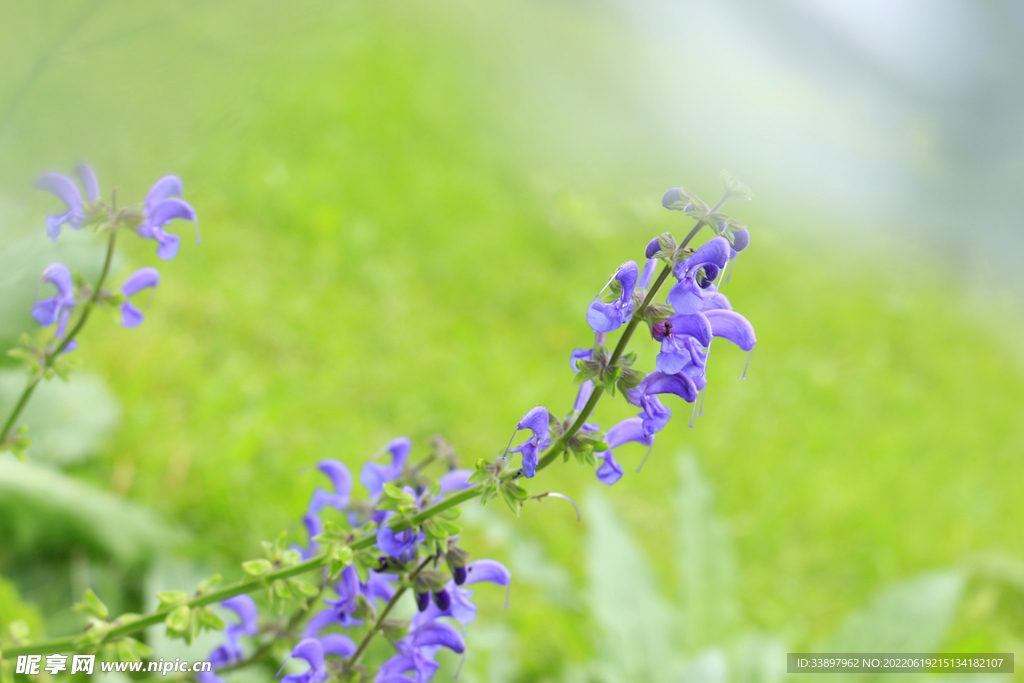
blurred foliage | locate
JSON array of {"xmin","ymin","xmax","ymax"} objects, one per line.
[{"xmin": 0, "ymin": 0, "xmax": 1023, "ymax": 680}]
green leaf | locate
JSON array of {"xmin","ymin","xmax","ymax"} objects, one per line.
[
  {"xmin": 156, "ymin": 590, "xmax": 189, "ymax": 610},
  {"xmin": 272, "ymin": 579, "xmax": 293, "ymax": 600},
  {"xmin": 165, "ymin": 604, "xmax": 190, "ymax": 634},
  {"xmin": 242, "ymin": 559, "xmax": 274, "ymax": 576},
  {"xmin": 194, "ymin": 606, "xmax": 226, "ymax": 632},
  {"xmin": 73, "ymin": 589, "xmax": 109, "ymax": 621}
]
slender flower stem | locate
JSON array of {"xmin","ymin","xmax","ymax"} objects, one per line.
[
  {"xmin": 0, "ymin": 228, "xmax": 119, "ymax": 447},
  {"xmin": 2, "ymin": 202, "xmax": 723, "ymax": 661},
  {"xmin": 345, "ymin": 555, "xmax": 434, "ymax": 670}
]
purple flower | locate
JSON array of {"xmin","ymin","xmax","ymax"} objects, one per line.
[
  {"xmin": 325, "ymin": 566, "xmax": 398, "ymax": 626},
  {"xmin": 377, "ymin": 525, "xmax": 421, "ymax": 562},
  {"xmin": 437, "ymin": 469, "xmax": 472, "ymax": 494},
  {"xmin": 595, "ymin": 417, "xmax": 655, "ymax": 485},
  {"xmin": 361, "ymin": 437, "xmax": 411, "ymax": 496},
  {"xmin": 280, "ymin": 638, "xmax": 329, "ymax": 683},
  {"xmin": 570, "ymin": 347, "xmax": 593, "ymax": 372},
  {"xmin": 376, "ymin": 621, "xmax": 465, "ymax": 683},
  {"xmin": 652, "ymin": 312, "xmax": 711, "ymax": 375},
  {"xmin": 730, "ymin": 227, "xmax": 750, "ymax": 252},
  {"xmin": 508, "ymin": 407, "xmax": 552, "ymax": 478},
  {"xmin": 32, "ymin": 264, "xmax": 76, "ymax": 328},
  {"xmin": 586, "ymin": 261, "xmax": 639, "ymax": 333},
  {"xmin": 119, "ymin": 267, "xmax": 160, "ymax": 328},
  {"xmin": 704, "ymin": 309, "xmax": 757, "ymax": 351},
  {"xmin": 33, "ymin": 164, "xmax": 98, "ymax": 241},
  {"xmin": 137, "ymin": 175, "xmax": 200, "ymax": 261},
  {"xmin": 319, "ymin": 634, "xmax": 357, "ymax": 659},
  {"xmin": 667, "ymin": 237, "xmax": 731, "ymax": 314},
  {"xmin": 309, "ymin": 459, "xmax": 353, "ymax": 513},
  {"xmin": 411, "ymin": 560, "xmax": 511, "ymax": 628}
]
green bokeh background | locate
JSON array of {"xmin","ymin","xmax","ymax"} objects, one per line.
[{"xmin": 2, "ymin": 1, "xmax": 1023, "ymax": 681}]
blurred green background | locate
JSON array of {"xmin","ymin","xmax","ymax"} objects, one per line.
[{"xmin": 2, "ymin": 1, "xmax": 1024, "ymax": 681}]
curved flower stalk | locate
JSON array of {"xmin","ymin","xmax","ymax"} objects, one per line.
[
  {"xmin": 1, "ymin": 163, "xmax": 201, "ymax": 458},
  {"xmin": 2, "ymin": 173, "xmax": 764, "ymax": 683}
]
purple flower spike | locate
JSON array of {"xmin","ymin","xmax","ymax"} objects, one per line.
[
  {"xmin": 595, "ymin": 417, "xmax": 654, "ymax": 485},
  {"xmin": 508, "ymin": 406, "xmax": 552, "ymax": 478},
  {"xmin": 32, "ymin": 263, "xmax": 76, "ymax": 327},
  {"xmin": 280, "ymin": 638, "xmax": 328, "ymax": 683},
  {"xmin": 586, "ymin": 261, "xmax": 639, "ymax": 333},
  {"xmin": 704, "ymin": 309, "xmax": 757, "ymax": 351},
  {"xmin": 377, "ymin": 622, "xmax": 466, "ymax": 683},
  {"xmin": 309, "ymin": 459, "xmax": 353, "ymax": 512},
  {"xmin": 119, "ymin": 267, "xmax": 160, "ymax": 328},
  {"xmin": 361, "ymin": 437, "xmax": 411, "ymax": 496},
  {"xmin": 138, "ymin": 175, "xmax": 200, "ymax": 260},
  {"xmin": 34, "ymin": 173, "xmax": 86, "ymax": 241}
]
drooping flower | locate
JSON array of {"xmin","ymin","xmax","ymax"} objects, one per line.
[
  {"xmin": 375, "ymin": 621, "xmax": 466, "ymax": 683},
  {"xmin": 411, "ymin": 560, "xmax": 511, "ymax": 628},
  {"xmin": 309, "ymin": 459, "xmax": 353, "ymax": 512},
  {"xmin": 704, "ymin": 309, "xmax": 757, "ymax": 351},
  {"xmin": 361, "ymin": 438, "xmax": 411, "ymax": 496},
  {"xmin": 280, "ymin": 638, "xmax": 329, "ymax": 683},
  {"xmin": 137, "ymin": 175, "xmax": 200, "ymax": 261},
  {"xmin": 508, "ymin": 407, "xmax": 551, "ymax": 478},
  {"xmin": 586, "ymin": 261, "xmax": 639, "ymax": 333},
  {"xmin": 32, "ymin": 264, "xmax": 76, "ymax": 328},
  {"xmin": 33, "ymin": 164, "xmax": 99, "ymax": 241},
  {"xmin": 667, "ymin": 237, "xmax": 732, "ymax": 315},
  {"xmin": 119, "ymin": 267, "xmax": 160, "ymax": 328},
  {"xmin": 595, "ymin": 417, "xmax": 655, "ymax": 485}
]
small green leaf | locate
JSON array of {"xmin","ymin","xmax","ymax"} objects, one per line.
[
  {"xmin": 242, "ymin": 559, "xmax": 274, "ymax": 576},
  {"xmin": 165, "ymin": 604, "xmax": 190, "ymax": 634},
  {"xmin": 156, "ymin": 590, "xmax": 189, "ymax": 610},
  {"xmin": 73, "ymin": 589, "xmax": 109, "ymax": 621}
]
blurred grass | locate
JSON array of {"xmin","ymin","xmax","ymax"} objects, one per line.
[{"xmin": 2, "ymin": 0, "xmax": 1024, "ymax": 677}]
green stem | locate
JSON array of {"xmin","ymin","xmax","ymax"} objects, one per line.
[
  {"xmin": 3, "ymin": 555, "xmax": 328, "ymax": 657},
  {"xmin": 345, "ymin": 555, "xmax": 433, "ymax": 670},
  {"xmin": 0, "ymin": 229, "xmax": 119, "ymax": 447}
]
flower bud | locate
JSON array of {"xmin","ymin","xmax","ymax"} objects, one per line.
[
  {"xmin": 416, "ymin": 591, "xmax": 430, "ymax": 612},
  {"xmin": 645, "ymin": 237, "xmax": 660, "ymax": 259},
  {"xmin": 433, "ymin": 590, "xmax": 451, "ymax": 611},
  {"xmin": 661, "ymin": 187, "xmax": 684, "ymax": 210},
  {"xmin": 730, "ymin": 227, "xmax": 750, "ymax": 252},
  {"xmin": 453, "ymin": 565, "xmax": 468, "ymax": 585}
]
